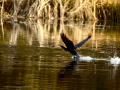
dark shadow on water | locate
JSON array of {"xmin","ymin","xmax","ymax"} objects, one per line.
[{"xmin": 58, "ymin": 58, "xmax": 79, "ymax": 78}]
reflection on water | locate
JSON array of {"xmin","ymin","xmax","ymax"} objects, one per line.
[{"xmin": 0, "ymin": 19, "xmax": 120, "ymax": 90}]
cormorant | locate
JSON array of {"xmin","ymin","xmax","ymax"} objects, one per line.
[{"xmin": 60, "ymin": 33, "xmax": 91, "ymax": 58}]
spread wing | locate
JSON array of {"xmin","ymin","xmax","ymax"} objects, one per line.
[
  {"xmin": 61, "ymin": 33, "xmax": 75, "ymax": 50},
  {"xmin": 74, "ymin": 33, "xmax": 91, "ymax": 49}
]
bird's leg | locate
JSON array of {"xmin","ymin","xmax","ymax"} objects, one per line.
[
  {"xmin": 76, "ymin": 52, "xmax": 80, "ymax": 58},
  {"xmin": 73, "ymin": 55, "xmax": 76, "ymax": 61}
]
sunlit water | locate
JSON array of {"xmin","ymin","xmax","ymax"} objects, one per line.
[{"xmin": 0, "ymin": 19, "xmax": 120, "ymax": 90}]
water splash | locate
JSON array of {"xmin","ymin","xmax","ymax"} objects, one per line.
[
  {"xmin": 78, "ymin": 55, "xmax": 120, "ymax": 65},
  {"xmin": 80, "ymin": 56, "xmax": 93, "ymax": 61},
  {"xmin": 79, "ymin": 56, "xmax": 107, "ymax": 61},
  {"xmin": 110, "ymin": 52, "xmax": 120, "ymax": 66},
  {"xmin": 110, "ymin": 57, "xmax": 120, "ymax": 65}
]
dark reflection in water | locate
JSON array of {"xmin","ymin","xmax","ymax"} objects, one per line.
[
  {"xmin": 58, "ymin": 59, "xmax": 78, "ymax": 78},
  {"xmin": 0, "ymin": 19, "xmax": 120, "ymax": 90},
  {"xmin": 57, "ymin": 59, "xmax": 120, "ymax": 90}
]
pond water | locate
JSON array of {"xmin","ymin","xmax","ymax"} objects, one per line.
[{"xmin": 0, "ymin": 18, "xmax": 120, "ymax": 90}]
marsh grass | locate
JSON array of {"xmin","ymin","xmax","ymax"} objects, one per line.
[
  {"xmin": 0, "ymin": 0, "xmax": 120, "ymax": 22},
  {"xmin": 96, "ymin": 2, "xmax": 120, "ymax": 22}
]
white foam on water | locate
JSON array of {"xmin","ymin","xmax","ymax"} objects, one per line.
[
  {"xmin": 80, "ymin": 56, "xmax": 93, "ymax": 61},
  {"xmin": 71, "ymin": 53, "xmax": 120, "ymax": 65},
  {"xmin": 110, "ymin": 57, "xmax": 120, "ymax": 65},
  {"xmin": 79, "ymin": 56, "xmax": 107, "ymax": 61},
  {"xmin": 78, "ymin": 56, "xmax": 120, "ymax": 65}
]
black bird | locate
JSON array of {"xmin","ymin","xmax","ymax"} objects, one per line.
[{"xmin": 60, "ymin": 33, "xmax": 91, "ymax": 58}]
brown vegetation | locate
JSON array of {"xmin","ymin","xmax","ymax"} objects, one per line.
[{"xmin": 0, "ymin": 0, "xmax": 120, "ymax": 21}]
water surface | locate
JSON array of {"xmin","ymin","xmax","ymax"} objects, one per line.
[{"xmin": 0, "ymin": 19, "xmax": 120, "ymax": 90}]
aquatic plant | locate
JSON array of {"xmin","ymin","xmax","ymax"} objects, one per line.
[{"xmin": 0, "ymin": 0, "xmax": 120, "ymax": 22}]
